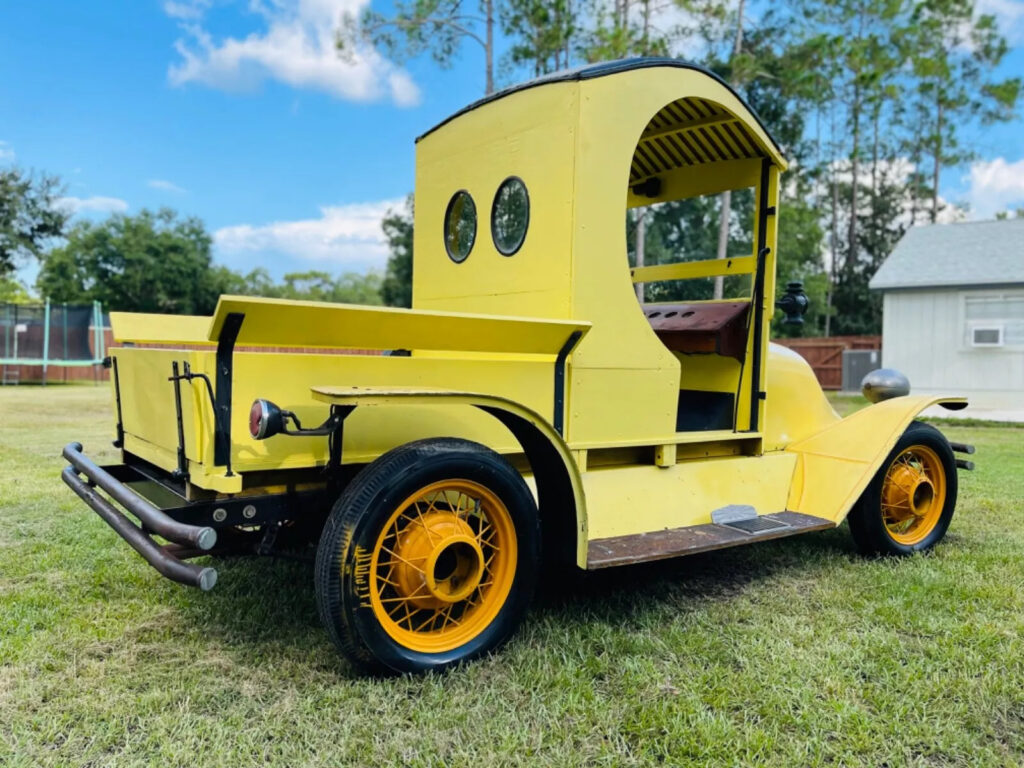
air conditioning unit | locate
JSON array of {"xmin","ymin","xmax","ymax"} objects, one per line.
[
  {"xmin": 842, "ymin": 349, "xmax": 880, "ymax": 392},
  {"xmin": 970, "ymin": 325, "xmax": 1004, "ymax": 348}
]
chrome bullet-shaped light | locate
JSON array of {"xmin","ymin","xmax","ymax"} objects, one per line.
[{"xmin": 861, "ymin": 368, "xmax": 910, "ymax": 403}]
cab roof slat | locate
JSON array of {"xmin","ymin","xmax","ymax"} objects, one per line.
[
  {"xmin": 643, "ymin": 140, "xmax": 673, "ymax": 171},
  {"xmin": 704, "ymin": 126, "xmax": 737, "ymax": 161},
  {"xmin": 632, "ymin": 148, "xmax": 657, "ymax": 177},
  {"xmin": 718, "ymin": 122, "xmax": 749, "ymax": 158},
  {"xmin": 734, "ymin": 123, "xmax": 766, "ymax": 158},
  {"xmin": 664, "ymin": 133, "xmax": 696, "ymax": 165},
  {"xmin": 676, "ymin": 130, "xmax": 712, "ymax": 163},
  {"xmin": 653, "ymin": 136, "xmax": 686, "ymax": 167}
]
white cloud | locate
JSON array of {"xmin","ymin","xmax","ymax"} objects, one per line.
[
  {"xmin": 148, "ymin": 178, "xmax": 187, "ymax": 193},
  {"xmin": 0, "ymin": 140, "xmax": 14, "ymax": 162},
  {"xmin": 966, "ymin": 156, "xmax": 1024, "ymax": 218},
  {"xmin": 977, "ymin": 0, "xmax": 1024, "ymax": 43},
  {"xmin": 166, "ymin": 0, "xmax": 420, "ymax": 106},
  {"xmin": 214, "ymin": 197, "xmax": 403, "ymax": 268},
  {"xmin": 58, "ymin": 196, "xmax": 130, "ymax": 214},
  {"xmin": 163, "ymin": 0, "xmax": 210, "ymax": 20}
]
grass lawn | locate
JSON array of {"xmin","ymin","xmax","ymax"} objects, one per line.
[{"xmin": 2, "ymin": 384, "xmax": 1023, "ymax": 767}]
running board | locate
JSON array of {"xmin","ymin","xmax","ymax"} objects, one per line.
[{"xmin": 586, "ymin": 512, "xmax": 835, "ymax": 570}]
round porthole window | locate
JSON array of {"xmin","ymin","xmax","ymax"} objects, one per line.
[
  {"xmin": 444, "ymin": 190, "xmax": 477, "ymax": 263},
  {"xmin": 491, "ymin": 177, "xmax": 529, "ymax": 256}
]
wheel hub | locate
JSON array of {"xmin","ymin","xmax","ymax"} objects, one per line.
[
  {"xmin": 880, "ymin": 445, "xmax": 947, "ymax": 545},
  {"xmin": 391, "ymin": 510, "xmax": 485, "ymax": 610},
  {"xmin": 883, "ymin": 463, "xmax": 934, "ymax": 521}
]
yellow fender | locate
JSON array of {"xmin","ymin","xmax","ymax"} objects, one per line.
[
  {"xmin": 785, "ymin": 395, "xmax": 967, "ymax": 524},
  {"xmin": 310, "ymin": 386, "xmax": 588, "ymax": 566}
]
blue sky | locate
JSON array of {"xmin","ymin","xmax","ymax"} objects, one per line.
[{"xmin": 2, "ymin": 0, "xmax": 1023, "ymax": 288}]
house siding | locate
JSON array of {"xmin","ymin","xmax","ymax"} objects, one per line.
[{"xmin": 881, "ymin": 288, "xmax": 1024, "ymax": 393}]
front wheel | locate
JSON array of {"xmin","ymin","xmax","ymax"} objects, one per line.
[
  {"xmin": 848, "ymin": 421, "xmax": 958, "ymax": 556},
  {"xmin": 315, "ymin": 438, "xmax": 540, "ymax": 674}
]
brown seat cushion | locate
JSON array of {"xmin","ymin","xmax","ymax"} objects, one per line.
[{"xmin": 642, "ymin": 302, "xmax": 750, "ymax": 360}]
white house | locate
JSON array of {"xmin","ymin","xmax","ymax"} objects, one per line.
[{"xmin": 870, "ymin": 218, "xmax": 1024, "ymax": 410}]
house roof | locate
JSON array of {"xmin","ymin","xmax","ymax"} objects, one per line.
[{"xmin": 870, "ymin": 218, "xmax": 1024, "ymax": 291}]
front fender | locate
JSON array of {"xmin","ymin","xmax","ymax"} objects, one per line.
[{"xmin": 784, "ymin": 394, "xmax": 967, "ymax": 524}]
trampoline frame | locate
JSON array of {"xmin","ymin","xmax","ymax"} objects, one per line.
[{"xmin": 1, "ymin": 299, "xmax": 106, "ymax": 384}]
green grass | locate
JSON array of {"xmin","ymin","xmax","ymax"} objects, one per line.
[{"xmin": 2, "ymin": 385, "xmax": 1023, "ymax": 767}]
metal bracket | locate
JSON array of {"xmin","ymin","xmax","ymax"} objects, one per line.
[
  {"xmin": 111, "ymin": 356, "xmax": 125, "ymax": 449},
  {"xmin": 169, "ymin": 361, "xmax": 189, "ymax": 480},
  {"xmin": 168, "ymin": 360, "xmax": 227, "ymax": 477},
  {"xmin": 553, "ymin": 330, "xmax": 584, "ymax": 436},
  {"xmin": 214, "ymin": 312, "xmax": 244, "ymax": 475}
]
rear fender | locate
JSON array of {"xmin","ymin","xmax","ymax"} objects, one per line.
[
  {"xmin": 785, "ymin": 395, "xmax": 967, "ymax": 524},
  {"xmin": 311, "ymin": 387, "xmax": 588, "ymax": 568}
]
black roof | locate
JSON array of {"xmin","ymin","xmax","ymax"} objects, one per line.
[{"xmin": 416, "ymin": 57, "xmax": 783, "ymax": 158}]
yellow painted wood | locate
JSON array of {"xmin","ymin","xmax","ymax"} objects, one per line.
[
  {"xmin": 110, "ymin": 313, "xmax": 212, "ymax": 344},
  {"xmin": 570, "ymin": 429, "xmax": 757, "ymax": 451},
  {"xmin": 654, "ymin": 444, "xmax": 677, "ymax": 467},
  {"xmin": 583, "ymin": 452, "xmax": 797, "ymax": 540},
  {"xmin": 630, "ymin": 255, "xmax": 755, "ymax": 284},
  {"xmin": 233, "ymin": 354, "xmax": 558, "ymax": 468},
  {"xmin": 413, "ymin": 82, "xmax": 579, "ymax": 320},
  {"xmin": 626, "ymin": 158, "xmax": 762, "ymax": 208},
  {"xmin": 311, "ymin": 384, "xmax": 590, "ymax": 564},
  {"xmin": 208, "ymin": 296, "xmax": 590, "ymax": 355}
]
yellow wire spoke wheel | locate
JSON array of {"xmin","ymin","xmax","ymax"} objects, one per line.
[
  {"xmin": 369, "ymin": 480, "xmax": 518, "ymax": 654},
  {"xmin": 315, "ymin": 437, "xmax": 540, "ymax": 675},
  {"xmin": 880, "ymin": 445, "xmax": 946, "ymax": 546},
  {"xmin": 847, "ymin": 421, "xmax": 957, "ymax": 557}
]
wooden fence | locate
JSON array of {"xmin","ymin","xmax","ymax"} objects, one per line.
[{"xmin": 773, "ymin": 335, "xmax": 881, "ymax": 390}]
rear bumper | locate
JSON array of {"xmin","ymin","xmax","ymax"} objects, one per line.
[{"xmin": 61, "ymin": 442, "xmax": 218, "ymax": 590}]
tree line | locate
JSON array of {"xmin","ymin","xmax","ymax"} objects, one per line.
[
  {"xmin": 2, "ymin": 0, "xmax": 1018, "ymax": 332},
  {"xmin": 347, "ymin": 0, "xmax": 1021, "ymax": 336},
  {"xmin": 0, "ymin": 168, "xmax": 387, "ymax": 313}
]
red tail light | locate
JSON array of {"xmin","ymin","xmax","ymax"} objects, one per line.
[{"xmin": 249, "ymin": 399, "xmax": 284, "ymax": 439}]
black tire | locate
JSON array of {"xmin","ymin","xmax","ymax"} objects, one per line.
[
  {"xmin": 847, "ymin": 421, "xmax": 957, "ymax": 556},
  {"xmin": 314, "ymin": 438, "xmax": 540, "ymax": 674}
]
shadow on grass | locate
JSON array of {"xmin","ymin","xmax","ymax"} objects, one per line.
[
  {"xmin": 535, "ymin": 524, "xmax": 856, "ymax": 619},
  {"xmin": 171, "ymin": 524, "xmax": 857, "ymax": 674},
  {"xmin": 177, "ymin": 555, "xmax": 322, "ymax": 644}
]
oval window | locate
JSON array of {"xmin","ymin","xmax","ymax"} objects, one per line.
[
  {"xmin": 491, "ymin": 177, "xmax": 529, "ymax": 256},
  {"xmin": 444, "ymin": 190, "xmax": 477, "ymax": 263}
]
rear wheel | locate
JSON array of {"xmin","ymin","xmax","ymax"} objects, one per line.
[
  {"xmin": 315, "ymin": 438, "xmax": 540, "ymax": 674},
  {"xmin": 848, "ymin": 421, "xmax": 957, "ymax": 556}
]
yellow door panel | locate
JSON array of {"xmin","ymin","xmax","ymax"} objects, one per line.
[{"xmin": 583, "ymin": 452, "xmax": 797, "ymax": 540}]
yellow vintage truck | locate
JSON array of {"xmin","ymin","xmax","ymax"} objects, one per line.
[{"xmin": 63, "ymin": 59, "xmax": 974, "ymax": 674}]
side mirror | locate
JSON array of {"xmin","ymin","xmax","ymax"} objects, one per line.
[{"xmin": 776, "ymin": 281, "xmax": 809, "ymax": 325}]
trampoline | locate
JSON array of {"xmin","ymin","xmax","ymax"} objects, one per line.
[{"xmin": 1, "ymin": 300, "xmax": 107, "ymax": 385}]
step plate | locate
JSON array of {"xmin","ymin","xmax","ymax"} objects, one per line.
[
  {"xmin": 586, "ymin": 512, "xmax": 834, "ymax": 570},
  {"xmin": 719, "ymin": 516, "xmax": 791, "ymax": 534}
]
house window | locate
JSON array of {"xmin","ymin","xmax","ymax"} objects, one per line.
[{"xmin": 964, "ymin": 294, "xmax": 1024, "ymax": 348}]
